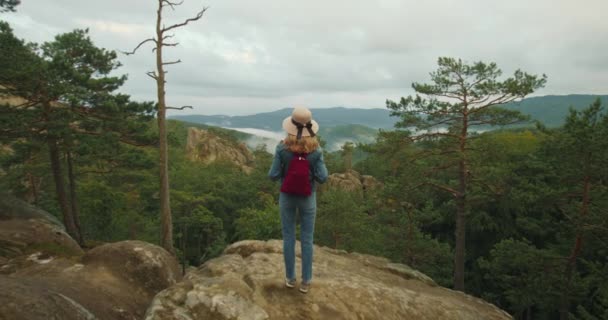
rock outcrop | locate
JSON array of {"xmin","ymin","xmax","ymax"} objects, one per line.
[
  {"xmin": 0, "ymin": 194, "xmax": 181, "ymax": 320},
  {"xmin": 145, "ymin": 240, "xmax": 512, "ymax": 320},
  {"xmin": 320, "ymin": 170, "xmax": 382, "ymax": 194},
  {"xmin": 0, "ymin": 193, "xmax": 83, "ymax": 263},
  {"xmin": 186, "ymin": 127, "xmax": 255, "ymax": 173}
]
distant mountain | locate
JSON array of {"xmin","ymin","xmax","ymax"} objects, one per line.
[
  {"xmin": 170, "ymin": 107, "xmax": 396, "ymax": 131},
  {"xmin": 170, "ymin": 95, "xmax": 608, "ymax": 152},
  {"xmin": 318, "ymin": 124, "xmax": 379, "ymax": 150},
  {"xmin": 171, "ymin": 95, "xmax": 608, "ymax": 131},
  {"xmin": 502, "ymin": 94, "xmax": 608, "ymax": 127}
]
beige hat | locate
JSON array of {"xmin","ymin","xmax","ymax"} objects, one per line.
[{"xmin": 282, "ymin": 106, "xmax": 319, "ymax": 139}]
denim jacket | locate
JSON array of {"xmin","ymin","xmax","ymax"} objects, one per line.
[{"xmin": 268, "ymin": 142, "xmax": 329, "ymax": 192}]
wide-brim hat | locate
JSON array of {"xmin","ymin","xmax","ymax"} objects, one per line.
[{"xmin": 282, "ymin": 106, "xmax": 319, "ymax": 138}]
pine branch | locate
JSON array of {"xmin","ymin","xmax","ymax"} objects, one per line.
[{"xmin": 425, "ymin": 182, "xmax": 460, "ymax": 197}]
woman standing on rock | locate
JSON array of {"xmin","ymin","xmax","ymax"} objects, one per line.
[{"xmin": 268, "ymin": 106, "xmax": 328, "ymax": 294}]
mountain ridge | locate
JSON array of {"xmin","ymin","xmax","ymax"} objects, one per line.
[{"xmin": 171, "ymin": 94, "xmax": 608, "ymax": 130}]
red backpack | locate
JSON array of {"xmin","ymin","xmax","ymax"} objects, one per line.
[{"xmin": 280, "ymin": 153, "xmax": 312, "ymax": 196}]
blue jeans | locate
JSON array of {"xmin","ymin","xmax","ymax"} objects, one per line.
[{"xmin": 279, "ymin": 192, "xmax": 317, "ymax": 283}]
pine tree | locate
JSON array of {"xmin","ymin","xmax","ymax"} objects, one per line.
[
  {"xmin": 1, "ymin": 24, "xmax": 154, "ymax": 245},
  {"xmin": 387, "ymin": 57, "xmax": 546, "ymax": 291}
]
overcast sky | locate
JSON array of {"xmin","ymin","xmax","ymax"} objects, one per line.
[{"xmin": 3, "ymin": 0, "xmax": 607, "ymax": 115}]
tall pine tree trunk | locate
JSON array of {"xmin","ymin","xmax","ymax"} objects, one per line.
[
  {"xmin": 454, "ymin": 184, "xmax": 466, "ymax": 291},
  {"xmin": 67, "ymin": 151, "xmax": 84, "ymax": 246},
  {"xmin": 156, "ymin": 3, "xmax": 173, "ymax": 253},
  {"xmin": 454, "ymin": 112, "xmax": 469, "ymax": 292},
  {"xmin": 47, "ymin": 137, "xmax": 81, "ymax": 244}
]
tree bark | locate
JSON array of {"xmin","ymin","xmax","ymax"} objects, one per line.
[
  {"xmin": 156, "ymin": 1, "xmax": 174, "ymax": 254},
  {"xmin": 66, "ymin": 151, "xmax": 85, "ymax": 246},
  {"xmin": 454, "ymin": 108, "xmax": 469, "ymax": 292},
  {"xmin": 406, "ymin": 206, "xmax": 415, "ymax": 265},
  {"xmin": 182, "ymin": 222, "xmax": 187, "ymax": 275},
  {"xmin": 48, "ymin": 137, "xmax": 81, "ymax": 244},
  {"xmin": 26, "ymin": 172, "xmax": 39, "ymax": 205},
  {"xmin": 333, "ymin": 232, "xmax": 340, "ymax": 249},
  {"xmin": 454, "ymin": 191, "xmax": 466, "ymax": 291}
]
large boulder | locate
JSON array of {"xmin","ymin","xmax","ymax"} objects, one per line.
[
  {"xmin": 0, "ymin": 193, "xmax": 83, "ymax": 265},
  {"xmin": 1, "ymin": 241, "xmax": 181, "ymax": 320},
  {"xmin": 186, "ymin": 127, "xmax": 255, "ymax": 173},
  {"xmin": 0, "ymin": 195, "xmax": 182, "ymax": 320},
  {"xmin": 82, "ymin": 240, "xmax": 181, "ymax": 293},
  {"xmin": 0, "ymin": 276, "xmax": 99, "ymax": 320},
  {"xmin": 145, "ymin": 240, "xmax": 512, "ymax": 320}
]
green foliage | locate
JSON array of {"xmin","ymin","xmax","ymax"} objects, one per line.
[
  {"xmin": 316, "ymin": 189, "xmax": 381, "ymax": 253},
  {"xmin": 571, "ymin": 261, "xmax": 608, "ymax": 320},
  {"xmin": 235, "ymin": 194, "xmax": 281, "ymax": 240},
  {"xmin": 385, "ymin": 56, "xmax": 547, "ymax": 291},
  {"xmin": 0, "ymin": 0, "xmax": 19, "ymax": 12},
  {"xmin": 387, "ymin": 57, "xmax": 546, "ymax": 135},
  {"xmin": 175, "ymin": 204, "xmax": 225, "ymax": 265},
  {"xmin": 478, "ymin": 239, "xmax": 563, "ymax": 317}
]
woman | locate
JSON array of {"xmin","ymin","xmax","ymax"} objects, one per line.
[{"xmin": 268, "ymin": 106, "xmax": 328, "ymax": 294}]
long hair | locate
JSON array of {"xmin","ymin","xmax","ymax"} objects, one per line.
[{"xmin": 283, "ymin": 135, "xmax": 320, "ymax": 154}]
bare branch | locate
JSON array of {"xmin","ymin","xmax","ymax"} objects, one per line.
[
  {"xmin": 466, "ymin": 76, "xmax": 490, "ymax": 92},
  {"xmin": 425, "ymin": 182, "xmax": 460, "ymax": 197},
  {"xmin": 2, "ymin": 100, "xmax": 38, "ymax": 109},
  {"xmin": 162, "ymin": 59, "xmax": 182, "ymax": 66},
  {"xmin": 162, "ymin": 0, "xmax": 184, "ymax": 10},
  {"xmin": 162, "ymin": 42, "xmax": 180, "ymax": 47},
  {"xmin": 123, "ymin": 38, "xmax": 157, "ymax": 55},
  {"xmin": 166, "ymin": 105, "xmax": 192, "ymax": 110},
  {"xmin": 469, "ymin": 178, "xmax": 504, "ymax": 196},
  {"xmin": 146, "ymin": 71, "xmax": 159, "ymax": 80},
  {"xmin": 425, "ymin": 161, "xmax": 460, "ymax": 174},
  {"xmin": 433, "ymin": 92, "xmax": 465, "ymax": 102},
  {"xmin": 78, "ymin": 168, "xmax": 114, "ymax": 175},
  {"xmin": 411, "ymin": 132, "xmax": 461, "ymax": 141},
  {"xmin": 468, "ymin": 118, "xmax": 527, "ymax": 126},
  {"xmin": 468, "ymin": 95, "xmax": 491, "ymax": 107},
  {"xmin": 470, "ymin": 93, "xmax": 517, "ymax": 113},
  {"xmin": 162, "ymin": 34, "xmax": 175, "ymax": 41},
  {"xmin": 422, "ymin": 116, "xmax": 462, "ymax": 128},
  {"xmin": 163, "ymin": 7, "xmax": 209, "ymax": 33}
]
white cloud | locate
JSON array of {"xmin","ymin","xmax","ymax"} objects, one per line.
[
  {"xmin": 229, "ymin": 128, "xmax": 285, "ymax": 153},
  {"xmin": 3, "ymin": 0, "xmax": 608, "ymax": 116},
  {"xmin": 74, "ymin": 19, "xmax": 147, "ymax": 37}
]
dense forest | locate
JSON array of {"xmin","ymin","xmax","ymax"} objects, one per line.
[{"xmin": 2, "ymin": 3, "xmax": 608, "ymax": 320}]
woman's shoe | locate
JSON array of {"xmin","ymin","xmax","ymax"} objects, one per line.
[
  {"xmin": 299, "ymin": 282, "xmax": 310, "ymax": 294},
  {"xmin": 285, "ymin": 278, "xmax": 296, "ymax": 288}
]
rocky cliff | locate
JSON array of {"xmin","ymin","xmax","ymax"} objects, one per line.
[
  {"xmin": 186, "ymin": 127, "xmax": 255, "ymax": 173},
  {"xmin": 145, "ymin": 240, "xmax": 512, "ymax": 320},
  {"xmin": 1, "ymin": 194, "xmax": 512, "ymax": 320},
  {"xmin": 0, "ymin": 194, "xmax": 181, "ymax": 320},
  {"xmin": 319, "ymin": 169, "xmax": 382, "ymax": 194}
]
